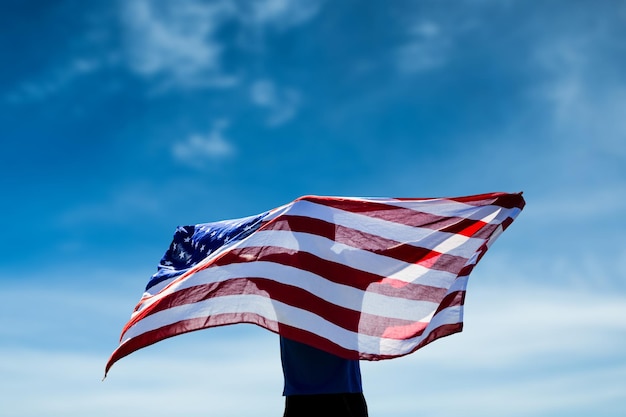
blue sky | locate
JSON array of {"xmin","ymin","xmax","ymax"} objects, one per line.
[{"xmin": 1, "ymin": 0, "xmax": 625, "ymax": 416}]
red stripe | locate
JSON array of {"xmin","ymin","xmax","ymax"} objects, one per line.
[
  {"xmin": 407, "ymin": 322, "xmax": 464, "ymax": 356},
  {"xmin": 358, "ymin": 322, "xmax": 465, "ymax": 360},
  {"xmin": 215, "ymin": 246, "xmax": 458, "ymax": 297},
  {"xmin": 122, "ymin": 275, "xmax": 459, "ymax": 343},
  {"xmin": 280, "ymin": 321, "xmax": 465, "ymax": 361},
  {"xmin": 448, "ymin": 192, "xmax": 525, "ymax": 209},
  {"xmin": 127, "ymin": 244, "xmax": 457, "ymax": 317},
  {"xmin": 123, "ymin": 240, "xmax": 469, "ymax": 337},
  {"xmin": 296, "ymin": 194, "xmax": 523, "ymax": 232},
  {"xmin": 123, "ymin": 230, "xmax": 486, "ymax": 341},
  {"xmin": 434, "ymin": 290, "xmax": 465, "ymax": 315},
  {"xmin": 500, "ymin": 216, "xmax": 514, "ymax": 231},
  {"xmin": 295, "ymin": 196, "xmax": 483, "ymax": 231},
  {"xmin": 265, "ymin": 215, "xmax": 470, "ymax": 271},
  {"xmin": 108, "ymin": 192, "xmax": 524, "ymax": 375},
  {"xmin": 439, "ymin": 217, "xmax": 498, "ymax": 238},
  {"xmin": 107, "ymin": 312, "xmax": 283, "ymax": 377},
  {"xmin": 277, "ymin": 324, "xmax": 361, "ymax": 360},
  {"xmin": 107, "ymin": 302, "xmax": 467, "ymax": 377}
]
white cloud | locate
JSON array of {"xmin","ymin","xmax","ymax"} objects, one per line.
[
  {"xmin": 2, "ymin": 280, "xmax": 624, "ymax": 417},
  {"xmin": 365, "ymin": 362, "xmax": 626, "ymax": 417},
  {"xmin": 121, "ymin": 0, "xmax": 238, "ymax": 90},
  {"xmin": 242, "ymin": 0, "xmax": 324, "ymax": 29},
  {"xmin": 0, "ymin": 336, "xmax": 284, "ymax": 417},
  {"xmin": 362, "ymin": 284, "xmax": 626, "ymax": 416},
  {"xmin": 393, "ymin": 5, "xmax": 483, "ymax": 75},
  {"xmin": 6, "ymin": 0, "xmax": 324, "ymax": 111},
  {"xmin": 119, "ymin": 0, "xmax": 324, "ymax": 92},
  {"xmin": 173, "ymin": 119, "xmax": 236, "ymax": 167},
  {"xmin": 0, "ymin": 283, "xmax": 284, "ymax": 417},
  {"xmin": 250, "ymin": 79, "xmax": 301, "ymax": 126}
]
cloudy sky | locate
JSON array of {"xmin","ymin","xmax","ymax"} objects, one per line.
[{"xmin": 1, "ymin": 0, "xmax": 625, "ymax": 416}]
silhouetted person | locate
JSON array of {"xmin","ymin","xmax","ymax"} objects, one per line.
[{"xmin": 280, "ymin": 336, "xmax": 368, "ymax": 417}]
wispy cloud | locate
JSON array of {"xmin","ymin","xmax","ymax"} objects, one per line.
[
  {"xmin": 365, "ymin": 362, "xmax": 626, "ymax": 417},
  {"xmin": 173, "ymin": 119, "xmax": 236, "ymax": 167},
  {"xmin": 5, "ymin": 58, "xmax": 101, "ymax": 103},
  {"xmin": 121, "ymin": 0, "xmax": 238, "ymax": 90},
  {"xmin": 362, "ymin": 283, "xmax": 626, "ymax": 416},
  {"xmin": 240, "ymin": 0, "xmax": 324, "ymax": 29},
  {"xmin": 2, "ymin": 281, "xmax": 623, "ymax": 417},
  {"xmin": 5, "ymin": 0, "xmax": 325, "ymax": 115},
  {"xmin": 250, "ymin": 79, "xmax": 301, "ymax": 126},
  {"xmin": 120, "ymin": 0, "xmax": 324, "ymax": 92},
  {"xmin": 392, "ymin": 1, "xmax": 486, "ymax": 75},
  {"xmin": 395, "ymin": 20, "xmax": 451, "ymax": 73},
  {"xmin": 0, "ymin": 340, "xmax": 284, "ymax": 416},
  {"xmin": 0, "ymin": 281, "xmax": 284, "ymax": 416},
  {"xmin": 533, "ymin": 33, "xmax": 626, "ymax": 158},
  {"xmin": 4, "ymin": 0, "xmax": 325, "ymax": 103}
]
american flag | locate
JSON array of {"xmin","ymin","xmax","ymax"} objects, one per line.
[{"xmin": 106, "ymin": 192, "xmax": 525, "ymax": 376}]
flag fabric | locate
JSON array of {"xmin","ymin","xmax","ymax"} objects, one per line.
[{"xmin": 106, "ymin": 192, "xmax": 525, "ymax": 376}]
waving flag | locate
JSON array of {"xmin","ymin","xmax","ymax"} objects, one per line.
[{"xmin": 106, "ymin": 192, "xmax": 524, "ymax": 376}]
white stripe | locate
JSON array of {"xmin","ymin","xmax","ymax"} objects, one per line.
[
  {"xmin": 365, "ymin": 197, "xmax": 521, "ymax": 222},
  {"xmin": 131, "ymin": 229, "xmax": 463, "ymax": 318},
  {"xmin": 127, "ymin": 260, "xmax": 444, "ymax": 335},
  {"xmin": 133, "ymin": 227, "xmax": 462, "ymax": 314},
  {"xmin": 242, "ymin": 230, "xmax": 461, "ymax": 285},
  {"xmin": 140, "ymin": 200, "xmax": 501, "ymax": 309},
  {"xmin": 370, "ymin": 305, "xmax": 464, "ymax": 356},
  {"xmin": 286, "ymin": 200, "xmax": 485, "ymax": 258},
  {"xmin": 134, "ymin": 208, "xmax": 491, "ymax": 323},
  {"xmin": 486, "ymin": 224, "xmax": 505, "ymax": 249},
  {"xmin": 112, "ymin": 194, "xmax": 522, "ymax": 368},
  {"xmin": 142, "ymin": 203, "xmax": 294, "ymax": 296},
  {"xmin": 125, "ymin": 263, "xmax": 468, "ymax": 351},
  {"xmin": 448, "ymin": 274, "xmax": 470, "ymax": 293},
  {"xmin": 121, "ymin": 292, "xmax": 465, "ymax": 357},
  {"xmin": 273, "ymin": 298, "xmax": 464, "ymax": 356},
  {"xmin": 122, "ymin": 294, "xmax": 277, "ymax": 342}
]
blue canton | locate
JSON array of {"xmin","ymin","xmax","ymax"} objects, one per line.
[{"xmin": 145, "ymin": 211, "xmax": 269, "ymax": 291}]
